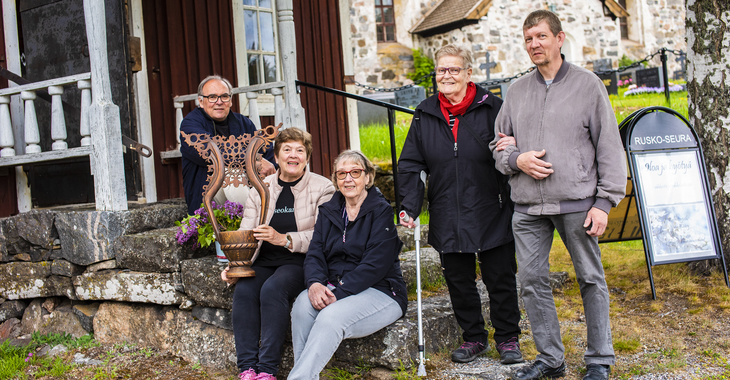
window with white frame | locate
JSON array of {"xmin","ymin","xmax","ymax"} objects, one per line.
[{"xmin": 232, "ymin": 0, "xmax": 282, "ymax": 114}]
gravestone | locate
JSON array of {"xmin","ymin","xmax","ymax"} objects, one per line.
[
  {"xmin": 593, "ymin": 58, "xmax": 612, "ymax": 72},
  {"xmin": 394, "ymin": 86, "xmax": 426, "ymax": 108},
  {"xmin": 636, "ymin": 67, "xmax": 663, "ymax": 88},
  {"xmin": 356, "ymin": 92, "xmax": 396, "ymax": 126},
  {"xmin": 485, "ymin": 83, "xmax": 510, "ymax": 99},
  {"xmin": 673, "ymin": 54, "xmax": 686, "ymax": 81},
  {"xmin": 596, "ymin": 72, "xmax": 618, "ymax": 95},
  {"xmin": 619, "ymin": 69, "xmax": 636, "ymax": 86}
]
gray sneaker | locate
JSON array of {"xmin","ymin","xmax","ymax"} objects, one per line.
[{"xmin": 451, "ymin": 341, "xmax": 488, "ymax": 363}]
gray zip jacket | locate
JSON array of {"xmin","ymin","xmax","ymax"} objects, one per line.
[{"xmin": 490, "ymin": 59, "xmax": 626, "ymax": 215}]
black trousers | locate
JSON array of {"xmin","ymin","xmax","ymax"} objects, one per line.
[{"xmin": 440, "ymin": 240, "xmax": 521, "ymax": 345}]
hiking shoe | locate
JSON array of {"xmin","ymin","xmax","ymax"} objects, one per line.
[
  {"xmin": 239, "ymin": 368, "xmax": 257, "ymax": 380},
  {"xmin": 497, "ymin": 337, "xmax": 524, "ymax": 364},
  {"xmin": 255, "ymin": 373, "xmax": 276, "ymax": 380},
  {"xmin": 451, "ymin": 341, "xmax": 488, "ymax": 363}
]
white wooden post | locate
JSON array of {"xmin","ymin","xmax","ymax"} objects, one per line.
[
  {"xmin": 174, "ymin": 101, "xmax": 184, "ymax": 147},
  {"xmin": 0, "ymin": 96, "xmax": 15, "ymax": 157},
  {"xmin": 129, "ymin": 0, "xmax": 157, "ymax": 203},
  {"xmin": 275, "ymin": 0, "xmax": 306, "ymax": 129},
  {"xmin": 84, "ymin": 0, "xmax": 128, "ymax": 211},
  {"xmin": 48, "ymin": 85, "xmax": 68, "ymax": 150},
  {"xmin": 3, "ymin": 0, "xmax": 31, "ymax": 212},
  {"xmin": 246, "ymin": 92, "xmax": 262, "ymax": 130},
  {"xmin": 272, "ymin": 87, "xmax": 284, "ymax": 127},
  {"xmin": 21, "ymin": 91, "xmax": 41, "ymax": 154},
  {"xmin": 78, "ymin": 80, "xmax": 92, "ymax": 146}
]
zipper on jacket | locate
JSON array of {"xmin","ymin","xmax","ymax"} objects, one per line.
[
  {"xmin": 538, "ymin": 85, "xmax": 550, "ymax": 211},
  {"xmin": 454, "ymin": 142, "xmax": 458, "ymax": 157},
  {"xmin": 453, "ymin": 136, "xmax": 462, "ymax": 252}
]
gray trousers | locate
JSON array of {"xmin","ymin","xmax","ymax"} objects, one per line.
[
  {"xmin": 513, "ymin": 211, "xmax": 615, "ymax": 367},
  {"xmin": 288, "ymin": 287, "xmax": 402, "ymax": 380}
]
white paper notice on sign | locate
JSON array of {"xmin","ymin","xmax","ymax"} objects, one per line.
[{"xmin": 634, "ymin": 151, "xmax": 715, "ymax": 263}]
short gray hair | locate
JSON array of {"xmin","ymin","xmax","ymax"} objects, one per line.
[
  {"xmin": 434, "ymin": 45, "xmax": 473, "ymax": 69},
  {"xmin": 197, "ymin": 75, "xmax": 233, "ymax": 96},
  {"xmin": 331, "ymin": 150, "xmax": 376, "ymax": 190}
]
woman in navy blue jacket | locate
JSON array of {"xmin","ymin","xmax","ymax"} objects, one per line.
[{"xmin": 287, "ymin": 150, "xmax": 407, "ymax": 380}]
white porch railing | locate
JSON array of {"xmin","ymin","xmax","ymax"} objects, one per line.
[
  {"xmin": 160, "ymin": 81, "xmax": 288, "ymax": 160},
  {"xmin": 0, "ymin": 72, "xmax": 93, "ymax": 166}
]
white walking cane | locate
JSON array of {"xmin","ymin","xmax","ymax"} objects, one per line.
[{"xmin": 400, "ymin": 171, "xmax": 428, "ymax": 376}]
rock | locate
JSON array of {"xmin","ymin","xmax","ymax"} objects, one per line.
[
  {"xmin": 0, "ymin": 262, "xmax": 75, "ymax": 300},
  {"xmin": 55, "ymin": 201, "xmax": 187, "ymax": 266},
  {"xmin": 192, "ymin": 306, "xmax": 233, "ymax": 330},
  {"xmin": 47, "ymin": 344, "xmax": 68, "ymax": 357},
  {"xmin": 73, "ymin": 352, "xmax": 104, "ymax": 365},
  {"xmin": 42, "ymin": 297, "xmax": 61, "ymax": 313},
  {"xmin": 0, "ymin": 216, "xmax": 32, "ymax": 256},
  {"xmin": 0, "ymin": 300, "xmax": 27, "ymax": 322},
  {"xmin": 86, "ymin": 259, "xmax": 118, "ymax": 272},
  {"xmin": 51, "ymin": 259, "xmax": 85, "ymax": 277},
  {"xmin": 15, "ymin": 210, "xmax": 57, "ymax": 249},
  {"xmin": 93, "ymin": 302, "xmax": 236, "ymax": 371},
  {"xmin": 13, "ymin": 253, "xmax": 31, "ymax": 261},
  {"xmin": 180, "ymin": 257, "xmax": 234, "ymax": 309},
  {"xmin": 0, "ymin": 318, "xmax": 22, "ymax": 341},
  {"xmin": 73, "ymin": 303, "xmax": 100, "ymax": 333},
  {"xmin": 21, "ymin": 298, "xmax": 87, "ymax": 338},
  {"xmin": 399, "ymin": 248, "xmax": 442, "ymax": 290},
  {"xmin": 28, "ymin": 247, "xmax": 53, "ymax": 262},
  {"xmin": 114, "ymin": 227, "xmax": 207, "ymax": 273},
  {"xmin": 396, "ymin": 225, "xmax": 429, "ymax": 252},
  {"xmin": 73, "ymin": 270, "xmax": 186, "ymax": 305}
]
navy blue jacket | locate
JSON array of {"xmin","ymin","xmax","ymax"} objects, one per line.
[
  {"xmin": 304, "ymin": 187, "xmax": 407, "ymax": 316},
  {"xmin": 398, "ymin": 85, "xmax": 514, "ymax": 253},
  {"xmin": 180, "ymin": 107, "xmax": 274, "ymax": 215}
]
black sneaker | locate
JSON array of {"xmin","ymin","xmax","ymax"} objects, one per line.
[
  {"xmin": 451, "ymin": 341, "xmax": 488, "ymax": 363},
  {"xmin": 496, "ymin": 337, "xmax": 524, "ymax": 364}
]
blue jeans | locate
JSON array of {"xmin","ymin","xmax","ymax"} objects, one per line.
[
  {"xmin": 232, "ymin": 264, "xmax": 305, "ymax": 375},
  {"xmin": 512, "ymin": 211, "xmax": 615, "ymax": 367},
  {"xmin": 288, "ymin": 287, "xmax": 402, "ymax": 380}
]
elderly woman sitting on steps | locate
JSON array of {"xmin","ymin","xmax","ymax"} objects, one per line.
[{"xmin": 286, "ymin": 150, "xmax": 407, "ymax": 380}]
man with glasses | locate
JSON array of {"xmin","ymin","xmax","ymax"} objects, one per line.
[{"xmin": 180, "ymin": 75, "xmax": 275, "ymax": 215}]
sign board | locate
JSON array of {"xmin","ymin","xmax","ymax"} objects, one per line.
[
  {"xmin": 394, "ymin": 86, "xmax": 426, "ymax": 108},
  {"xmin": 624, "ymin": 107, "xmax": 728, "ymax": 298},
  {"xmin": 636, "ymin": 67, "xmax": 663, "ymax": 88},
  {"xmin": 599, "ymin": 178, "xmax": 642, "ymax": 242},
  {"xmin": 595, "ymin": 72, "xmax": 618, "ymax": 95}
]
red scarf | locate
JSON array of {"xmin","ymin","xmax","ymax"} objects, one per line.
[{"xmin": 439, "ymin": 82, "xmax": 477, "ymax": 141}]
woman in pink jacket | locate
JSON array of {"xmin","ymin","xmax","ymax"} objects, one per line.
[{"xmin": 221, "ymin": 127, "xmax": 335, "ymax": 380}]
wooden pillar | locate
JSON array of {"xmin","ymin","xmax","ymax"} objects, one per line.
[
  {"xmin": 275, "ymin": 0, "xmax": 306, "ymax": 130},
  {"xmin": 84, "ymin": 0, "xmax": 128, "ymax": 211},
  {"xmin": 2, "ymin": 0, "xmax": 31, "ymax": 212}
]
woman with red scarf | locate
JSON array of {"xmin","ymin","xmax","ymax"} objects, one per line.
[{"xmin": 398, "ymin": 45, "xmax": 523, "ymax": 365}]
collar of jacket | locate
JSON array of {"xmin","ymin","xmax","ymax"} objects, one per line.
[
  {"xmin": 534, "ymin": 54, "xmax": 570, "ymax": 85},
  {"xmin": 418, "ymin": 84, "xmax": 497, "ymax": 122},
  {"xmin": 320, "ymin": 186, "xmax": 385, "ymax": 227},
  {"xmin": 193, "ymin": 106, "xmax": 244, "ymax": 133}
]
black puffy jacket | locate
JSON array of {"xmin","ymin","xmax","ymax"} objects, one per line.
[
  {"xmin": 304, "ymin": 187, "xmax": 407, "ymax": 316},
  {"xmin": 398, "ymin": 85, "xmax": 514, "ymax": 254}
]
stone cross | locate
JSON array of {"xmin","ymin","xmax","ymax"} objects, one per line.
[{"xmin": 479, "ymin": 51, "xmax": 498, "ymax": 80}]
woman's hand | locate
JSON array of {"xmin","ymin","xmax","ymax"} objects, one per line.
[
  {"xmin": 221, "ymin": 266, "xmax": 239, "ymax": 286},
  {"xmin": 495, "ymin": 132, "xmax": 516, "ymax": 151},
  {"xmin": 252, "ymin": 225, "xmax": 288, "ymax": 246},
  {"xmin": 308, "ymin": 283, "xmax": 337, "ymax": 310}
]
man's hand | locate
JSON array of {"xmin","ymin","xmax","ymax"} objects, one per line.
[
  {"xmin": 584, "ymin": 207, "xmax": 608, "ymax": 237},
  {"xmin": 516, "ymin": 150, "xmax": 554, "ymax": 180},
  {"xmin": 308, "ymin": 283, "xmax": 337, "ymax": 310},
  {"xmin": 259, "ymin": 158, "xmax": 276, "ymax": 177},
  {"xmin": 495, "ymin": 132, "xmax": 516, "ymax": 151}
]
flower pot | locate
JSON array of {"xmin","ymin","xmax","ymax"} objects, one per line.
[{"xmin": 218, "ymin": 229, "xmax": 258, "ymax": 277}]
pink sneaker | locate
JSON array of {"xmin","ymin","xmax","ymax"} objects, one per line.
[
  {"xmin": 255, "ymin": 372, "xmax": 276, "ymax": 380},
  {"xmin": 239, "ymin": 368, "xmax": 257, "ymax": 380}
]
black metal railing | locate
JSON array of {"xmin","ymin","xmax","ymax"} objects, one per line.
[{"xmin": 295, "ymin": 80, "xmax": 414, "ymax": 215}]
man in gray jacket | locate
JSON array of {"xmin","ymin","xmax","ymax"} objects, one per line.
[{"xmin": 489, "ymin": 10, "xmax": 626, "ymax": 380}]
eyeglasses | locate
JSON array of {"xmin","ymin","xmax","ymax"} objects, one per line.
[
  {"xmin": 435, "ymin": 66, "xmax": 466, "ymax": 76},
  {"xmin": 200, "ymin": 93, "xmax": 232, "ymax": 103},
  {"xmin": 335, "ymin": 169, "xmax": 364, "ymax": 180}
]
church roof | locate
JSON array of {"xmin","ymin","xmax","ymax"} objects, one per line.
[{"xmin": 410, "ymin": 0, "xmax": 493, "ymax": 37}]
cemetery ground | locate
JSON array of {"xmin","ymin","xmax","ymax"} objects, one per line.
[{"xmin": 2, "ymin": 237, "xmax": 729, "ymax": 380}]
